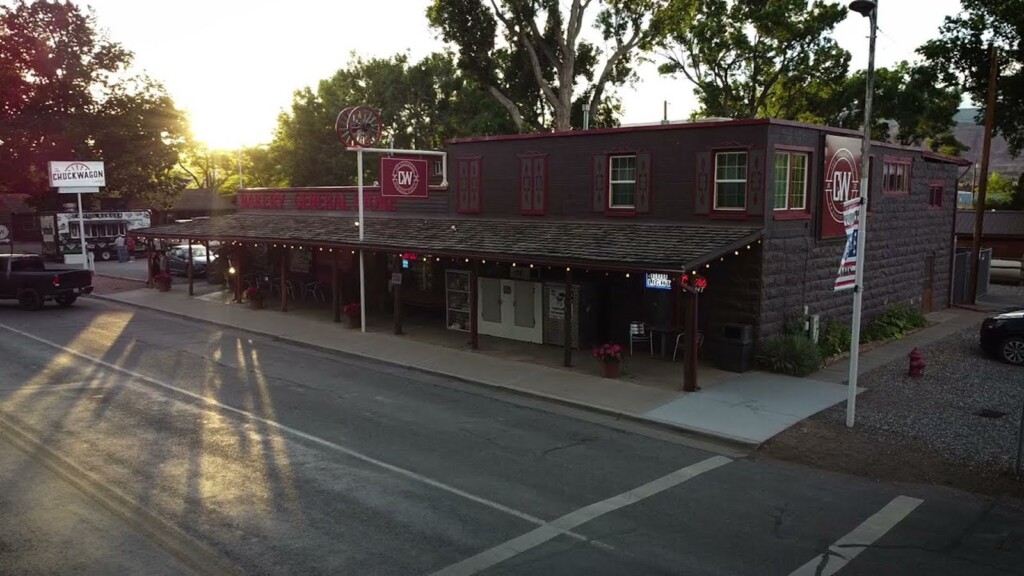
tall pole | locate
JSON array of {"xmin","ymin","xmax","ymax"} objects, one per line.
[
  {"xmin": 76, "ymin": 192, "xmax": 87, "ymax": 270},
  {"xmin": 846, "ymin": 0, "xmax": 877, "ymax": 428},
  {"xmin": 968, "ymin": 44, "xmax": 999, "ymax": 305},
  {"xmin": 358, "ymin": 149, "xmax": 366, "ymax": 333}
]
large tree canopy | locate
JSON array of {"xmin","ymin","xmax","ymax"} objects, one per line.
[
  {"xmin": 651, "ymin": 0, "xmax": 850, "ymax": 119},
  {"xmin": 0, "ymin": 0, "xmax": 189, "ymax": 208},
  {"xmin": 271, "ymin": 51, "xmax": 515, "ymax": 187},
  {"xmin": 427, "ymin": 0, "xmax": 663, "ymax": 132},
  {"xmin": 918, "ymin": 0, "xmax": 1024, "ymax": 156}
]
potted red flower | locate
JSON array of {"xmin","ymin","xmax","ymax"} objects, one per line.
[
  {"xmin": 343, "ymin": 302, "xmax": 361, "ymax": 329},
  {"xmin": 593, "ymin": 342, "xmax": 624, "ymax": 378},
  {"xmin": 153, "ymin": 272, "xmax": 172, "ymax": 292},
  {"xmin": 245, "ymin": 286, "xmax": 264, "ymax": 310}
]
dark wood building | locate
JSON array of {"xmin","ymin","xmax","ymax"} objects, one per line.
[{"xmin": 134, "ymin": 118, "xmax": 965, "ymax": 378}]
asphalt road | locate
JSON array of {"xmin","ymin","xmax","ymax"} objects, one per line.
[{"xmin": 0, "ymin": 298, "xmax": 1022, "ymax": 575}]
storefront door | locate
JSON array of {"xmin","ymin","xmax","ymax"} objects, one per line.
[{"xmin": 478, "ymin": 278, "xmax": 543, "ymax": 343}]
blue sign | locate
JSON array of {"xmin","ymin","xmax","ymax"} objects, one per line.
[
  {"xmin": 402, "ymin": 259, "xmax": 410, "ymax": 269},
  {"xmin": 645, "ymin": 273, "xmax": 673, "ymax": 290}
]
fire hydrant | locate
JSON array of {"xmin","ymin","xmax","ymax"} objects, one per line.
[{"xmin": 908, "ymin": 347, "xmax": 926, "ymax": 378}]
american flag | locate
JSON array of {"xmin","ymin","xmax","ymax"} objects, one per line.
[{"xmin": 834, "ymin": 199, "xmax": 861, "ymax": 291}]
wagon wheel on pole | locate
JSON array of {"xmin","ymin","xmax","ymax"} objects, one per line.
[
  {"xmin": 346, "ymin": 106, "xmax": 382, "ymax": 148},
  {"xmin": 335, "ymin": 107, "xmax": 356, "ymax": 146}
]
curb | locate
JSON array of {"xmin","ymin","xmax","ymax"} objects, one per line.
[{"xmin": 90, "ymin": 293, "xmax": 760, "ymax": 451}]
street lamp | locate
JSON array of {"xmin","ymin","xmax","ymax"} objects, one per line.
[{"xmin": 846, "ymin": 0, "xmax": 877, "ymax": 428}]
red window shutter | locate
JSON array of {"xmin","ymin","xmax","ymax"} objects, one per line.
[
  {"xmin": 694, "ymin": 151, "xmax": 710, "ymax": 215},
  {"xmin": 746, "ymin": 149, "xmax": 764, "ymax": 216},
  {"xmin": 635, "ymin": 152, "xmax": 651, "ymax": 212},
  {"xmin": 469, "ymin": 158, "xmax": 481, "ymax": 212},
  {"xmin": 592, "ymin": 155, "xmax": 607, "ymax": 212},
  {"xmin": 519, "ymin": 158, "xmax": 534, "ymax": 213},
  {"xmin": 457, "ymin": 159, "xmax": 470, "ymax": 212},
  {"xmin": 532, "ymin": 157, "xmax": 546, "ymax": 213}
]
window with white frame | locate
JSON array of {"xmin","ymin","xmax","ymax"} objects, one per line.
[
  {"xmin": 714, "ymin": 151, "xmax": 747, "ymax": 210},
  {"xmin": 883, "ymin": 158, "xmax": 911, "ymax": 193},
  {"xmin": 608, "ymin": 155, "xmax": 636, "ymax": 208},
  {"xmin": 773, "ymin": 151, "xmax": 808, "ymax": 210}
]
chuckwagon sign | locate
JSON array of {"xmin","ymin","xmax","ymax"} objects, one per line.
[
  {"xmin": 381, "ymin": 158, "xmax": 428, "ymax": 198},
  {"xmin": 48, "ymin": 161, "xmax": 106, "ymax": 188},
  {"xmin": 821, "ymin": 135, "xmax": 862, "ymax": 239}
]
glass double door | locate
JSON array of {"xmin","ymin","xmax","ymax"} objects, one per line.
[{"xmin": 478, "ymin": 278, "xmax": 543, "ymax": 343}]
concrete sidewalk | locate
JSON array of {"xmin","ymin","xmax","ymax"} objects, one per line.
[{"xmin": 91, "ymin": 283, "xmax": 991, "ymax": 447}]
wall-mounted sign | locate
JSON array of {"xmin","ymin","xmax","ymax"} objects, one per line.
[
  {"xmin": 0, "ymin": 224, "xmax": 9, "ymax": 241},
  {"xmin": 822, "ymin": 135, "xmax": 862, "ymax": 239},
  {"xmin": 48, "ymin": 161, "xmax": 106, "ymax": 188},
  {"xmin": 645, "ymin": 272, "xmax": 673, "ymax": 290},
  {"xmin": 548, "ymin": 286, "xmax": 565, "ymax": 319},
  {"xmin": 381, "ymin": 158, "xmax": 428, "ymax": 198},
  {"xmin": 237, "ymin": 190, "xmax": 398, "ymax": 212}
]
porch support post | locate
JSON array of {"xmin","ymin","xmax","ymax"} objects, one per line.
[
  {"xmin": 469, "ymin": 260, "xmax": 479, "ymax": 350},
  {"xmin": 146, "ymin": 245, "xmax": 154, "ymax": 288},
  {"xmin": 683, "ymin": 291, "xmax": 699, "ymax": 392},
  {"xmin": 187, "ymin": 239, "xmax": 194, "ymax": 297},
  {"xmin": 232, "ymin": 247, "xmax": 243, "ymax": 303},
  {"xmin": 280, "ymin": 247, "xmax": 289, "ymax": 312},
  {"xmin": 332, "ymin": 250, "xmax": 341, "ymax": 322},
  {"xmin": 393, "ymin": 260, "xmax": 403, "ymax": 335},
  {"xmin": 564, "ymin": 267, "xmax": 573, "ymax": 368}
]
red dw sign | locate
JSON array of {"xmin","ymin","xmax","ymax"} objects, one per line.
[{"xmin": 381, "ymin": 158, "xmax": 428, "ymax": 198}]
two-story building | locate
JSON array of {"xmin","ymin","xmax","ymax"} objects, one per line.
[{"xmin": 134, "ymin": 118, "xmax": 966, "ymax": 385}]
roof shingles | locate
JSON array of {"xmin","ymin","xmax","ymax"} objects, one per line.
[{"xmin": 137, "ymin": 214, "xmax": 762, "ymax": 271}]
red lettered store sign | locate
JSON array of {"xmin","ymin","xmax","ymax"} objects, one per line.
[
  {"xmin": 381, "ymin": 158, "xmax": 428, "ymax": 198},
  {"xmin": 821, "ymin": 135, "xmax": 862, "ymax": 239}
]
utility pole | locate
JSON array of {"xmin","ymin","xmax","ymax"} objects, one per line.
[{"xmin": 968, "ymin": 44, "xmax": 999, "ymax": 305}]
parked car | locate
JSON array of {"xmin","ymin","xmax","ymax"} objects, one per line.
[
  {"xmin": 0, "ymin": 253, "xmax": 93, "ymax": 310},
  {"xmin": 980, "ymin": 310, "xmax": 1024, "ymax": 365},
  {"xmin": 165, "ymin": 244, "xmax": 216, "ymax": 277}
]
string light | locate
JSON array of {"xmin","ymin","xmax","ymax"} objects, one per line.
[
  {"xmin": 625, "ymin": 273, "xmax": 630, "ymax": 278},
  {"xmin": 705, "ymin": 264, "xmax": 710, "ymax": 268},
  {"xmin": 511, "ymin": 262, "xmax": 516, "ymax": 267},
  {"xmin": 566, "ymin": 267, "xmax": 570, "ymax": 271},
  {"xmin": 746, "ymin": 244, "xmax": 751, "ymax": 249},
  {"xmin": 734, "ymin": 250, "xmax": 739, "ymax": 256}
]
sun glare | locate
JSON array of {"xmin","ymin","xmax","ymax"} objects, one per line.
[{"xmin": 187, "ymin": 106, "xmax": 276, "ymax": 151}]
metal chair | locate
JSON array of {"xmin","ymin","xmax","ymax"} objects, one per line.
[
  {"xmin": 303, "ymin": 281, "xmax": 327, "ymax": 303},
  {"xmin": 672, "ymin": 331, "xmax": 705, "ymax": 362},
  {"xmin": 628, "ymin": 321, "xmax": 653, "ymax": 356}
]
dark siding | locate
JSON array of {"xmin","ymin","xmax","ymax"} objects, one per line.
[
  {"xmin": 446, "ymin": 124, "xmax": 770, "ymax": 222},
  {"xmin": 761, "ymin": 124, "xmax": 957, "ymax": 334}
]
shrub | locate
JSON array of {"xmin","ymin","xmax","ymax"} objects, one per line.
[
  {"xmin": 756, "ymin": 334, "xmax": 823, "ymax": 377},
  {"xmin": 818, "ymin": 317, "xmax": 852, "ymax": 358},
  {"xmin": 784, "ymin": 309, "xmax": 809, "ymax": 337},
  {"xmin": 860, "ymin": 302, "xmax": 927, "ymax": 343}
]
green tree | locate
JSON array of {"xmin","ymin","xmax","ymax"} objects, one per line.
[
  {"xmin": 271, "ymin": 52, "xmax": 515, "ymax": 187},
  {"xmin": 427, "ymin": 0, "xmax": 664, "ymax": 132},
  {"xmin": 650, "ymin": 0, "xmax": 850, "ymax": 119},
  {"xmin": 831, "ymin": 62, "xmax": 964, "ymax": 150},
  {"xmin": 0, "ymin": 0, "xmax": 190, "ymax": 209},
  {"xmin": 984, "ymin": 172, "xmax": 1018, "ymax": 209},
  {"xmin": 918, "ymin": 0, "xmax": 1024, "ymax": 155}
]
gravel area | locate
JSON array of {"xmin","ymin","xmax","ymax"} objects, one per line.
[
  {"xmin": 821, "ymin": 327, "xmax": 1023, "ymax": 473},
  {"xmin": 763, "ymin": 322, "xmax": 1024, "ymax": 497}
]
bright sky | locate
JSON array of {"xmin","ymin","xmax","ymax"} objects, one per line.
[{"xmin": 71, "ymin": 0, "xmax": 963, "ymax": 149}]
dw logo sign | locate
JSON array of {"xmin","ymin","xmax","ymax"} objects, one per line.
[
  {"xmin": 381, "ymin": 158, "xmax": 428, "ymax": 198},
  {"xmin": 821, "ymin": 135, "xmax": 862, "ymax": 239}
]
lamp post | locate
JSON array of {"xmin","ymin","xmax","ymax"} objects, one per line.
[{"xmin": 846, "ymin": 0, "xmax": 877, "ymax": 428}]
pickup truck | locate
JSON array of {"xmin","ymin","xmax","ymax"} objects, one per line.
[{"xmin": 0, "ymin": 253, "xmax": 93, "ymax": 310}]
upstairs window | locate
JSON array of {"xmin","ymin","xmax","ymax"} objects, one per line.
[
  {"xmin": 608, "ymin": 155, "xmax": 636, "ymax": 209},
  {"xmin": 714, "ymin": 151, "xmax": 747, "ymax": 210},
  {"xmin": 883, "ymin": 157, "xmax": 911, "ymax": 193},
  {"xmin": 773, "ymin": 151, "xmax": 808, "ymax": 211}
]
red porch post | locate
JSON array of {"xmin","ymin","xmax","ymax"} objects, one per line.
[
  {"xmin": 469, "ymin": 260, "xmax": 479, "ymax": 350},
  {"xmin": 564, "ymin": 267, "xmax": 573, "ymax": 367},
  {"xmin": 280, "ymin": 247, "xmax": 289, "ymax": 312},
  {"xmin": 187, "ymin": 239, "xmax": 194, "ymax": 297},
  {"xmin": 683, "ymin": 291, "xmax": 699, "ymax": 392},
  {"xmin": 332, "ymin": 250, "xmax": 341, "ymax": 322}
]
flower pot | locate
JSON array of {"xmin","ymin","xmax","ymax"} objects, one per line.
[
  {"xmin": 249, "ymin": 298, "xmax": 264, "ymax": 310},
  {"xmin": 155, "ymin": 280, "xmax": 171, "ymax": 292},
  {"xmin": 347, "ymin": 315, "xmax": 361, "ymax": 329},
  {"xmin": 601, "ymin": 360, "xmax": 621, "ymax": 378}
]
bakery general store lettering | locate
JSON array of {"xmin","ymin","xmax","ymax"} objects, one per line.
[{"xmin": 239, "ymin": 192, "xmax": 397, "ymax": 212}]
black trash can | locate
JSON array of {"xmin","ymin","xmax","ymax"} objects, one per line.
[{"xmin": 712, "ymin": 323, "xmax": 755, "ymax": 373}]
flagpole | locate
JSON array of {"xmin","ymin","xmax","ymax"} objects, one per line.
[{"xmin": 846, "ymin": 0, "xmax": 878, "ymax": 428}]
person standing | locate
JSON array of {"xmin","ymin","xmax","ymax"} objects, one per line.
[
  {"xmin": 115, "ymin": 233, "xmax": 127, "ymax": 263},
  {"xmin": 126, "ymin": 235, "xmax": 136, "ymax": 262}
]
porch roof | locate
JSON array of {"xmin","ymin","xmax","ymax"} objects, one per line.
[{"xmin": 133, "ymin": 214, "xmax": 763, "ymax": 272}]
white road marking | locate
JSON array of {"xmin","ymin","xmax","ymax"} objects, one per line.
[
  {"xmin": 789, "ymin": 495, "xmax": 924, "ymax": 576},
  {"xmin": 429, "ymin": 455, "xmax": 732, "ymax": 576},
  {"xmin": 0, "ymin": 322, "xmax": 630, "ymax": 548}
]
